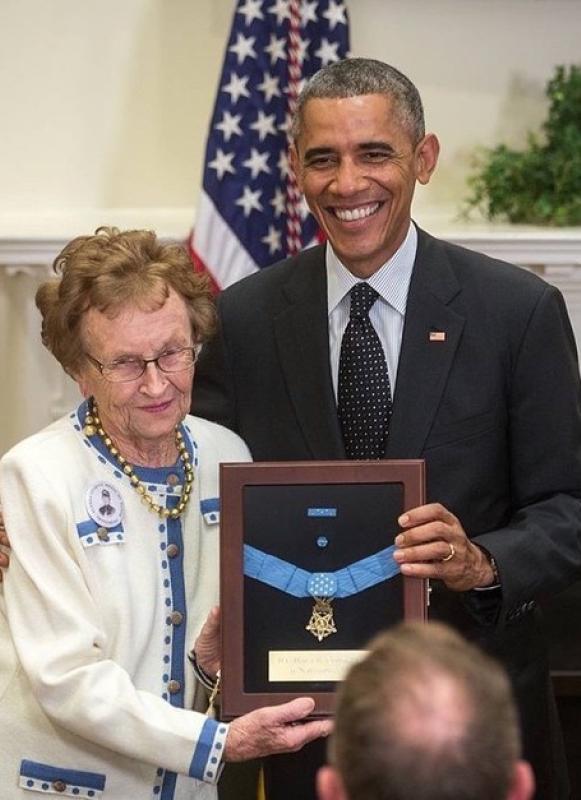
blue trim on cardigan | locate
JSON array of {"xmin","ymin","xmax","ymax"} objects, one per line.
[
  {"xmin": 76, "ymin": 519, "xmax": 124, "ymax": 538},
  {"xmin": 189, "ymin": 719, "xmax": 219, "ymax": 780},
  {"xmin": 200, "ymin": 497, "xmax": 219, "ymax": 514},
  {"xmin": 160, "ymin": 770, "xmax": 177, "ymax": 799},
  {"xmin": 20, "ymin": 760, "xmax": 106, "ymax": 790},
  {"xmin": 167, "ymin": 506, "xmax": 187, "ymax": 709},
  {"xmin": 75, "ymin": 401, "xmax": 194, "ymax": 486}
]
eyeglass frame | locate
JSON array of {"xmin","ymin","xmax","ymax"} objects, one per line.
[{"xmin": 84, "ymin": 344, "xmax": 202, "ymax": 383}]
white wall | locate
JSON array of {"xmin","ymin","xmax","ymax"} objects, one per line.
[
  {"xmin": 1, "ymin": 0, "xmax": 580, "ymax": 234},
  {"xmin": 352, "ymin": 0, "xmax": 581, "ymax": 217},
  {"xmin": 0, "ymin": 1, "xmax": 233, "ymax": 236}
]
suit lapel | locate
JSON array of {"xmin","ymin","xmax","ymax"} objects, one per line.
[
  {"xmin": 268, "ymin": 232, "xmax": 466, "ymax": 461},
  {"xmin": 386, "ymin": 229, "xmax": 465, "ymax": 459},
  {"xmin": 273, "ymin": 247, "xmax": 346, "ymax": 459}
]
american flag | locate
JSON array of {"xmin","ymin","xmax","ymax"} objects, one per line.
[{"xmin": 189, "ymin": 0, "xmax": 350, "ymax": 290}]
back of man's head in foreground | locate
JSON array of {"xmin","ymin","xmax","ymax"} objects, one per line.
[{"xmin": 317, "ymin": 622, "xmax": 534, "ymax": 800}]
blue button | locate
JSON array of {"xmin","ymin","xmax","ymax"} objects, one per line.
[{"xmin": 316, "ymin": 536, "xmax": 329, "ymax": 549}]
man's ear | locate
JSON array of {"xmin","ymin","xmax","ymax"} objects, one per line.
[
  {"xmin": 316, "ymin": 766, "xmax": 348, "ymax": 800},
  {"xmin": 415, "ymin": 132, "xmax": 440, "ymax": 185},
  {"xmin": 508, "ymin": 760, "xmax": 535, "ymax": 800}
]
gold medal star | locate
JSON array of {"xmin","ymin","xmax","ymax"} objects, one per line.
[{"xmin": 306, "ymin": 598, "xmax": 337, "ymax": 642}]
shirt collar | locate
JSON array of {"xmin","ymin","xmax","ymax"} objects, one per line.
[{"xmin": 326, "ymin": 222, "xmax": 417, "ymax": 316}]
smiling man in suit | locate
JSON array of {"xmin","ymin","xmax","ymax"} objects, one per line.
[{"xmin": 193, "ymin": 58, "xmax": 581, "ymax": 799}]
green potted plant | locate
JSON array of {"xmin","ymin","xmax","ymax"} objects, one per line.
[{"xmin": 464, "ymin": 64, "xmax": 581, "ymax": 226}]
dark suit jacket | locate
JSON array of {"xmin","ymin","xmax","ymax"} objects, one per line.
[{"xmin": 194, "ymin": 227, "xmax": 581, "ymax": 799}]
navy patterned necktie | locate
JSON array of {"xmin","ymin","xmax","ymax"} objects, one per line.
[{"xmin": 337, "ymin": 283, "xmax": 392, "ymax": 459}]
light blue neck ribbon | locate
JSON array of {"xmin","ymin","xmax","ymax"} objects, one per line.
[{"xmin": 243, "ymin": 544, "xmax": 400, "ymax": 599}]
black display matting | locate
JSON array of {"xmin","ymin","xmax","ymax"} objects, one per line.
[{"xmin": 242, "ymin": 482, "xmax": 403, "ymax": 693}]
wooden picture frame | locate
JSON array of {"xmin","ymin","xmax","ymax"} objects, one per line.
[{"xmin": 219, "ymin": 460, "xmax": 426, "ymax": 718}]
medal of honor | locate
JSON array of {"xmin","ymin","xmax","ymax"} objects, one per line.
[
  {"xmin": 243, "ymin": 543, "xmax": 400, "ymax": 644},
  {"xmin": 306, "ymin": 597, "xmax": 337, "ymax": 641},
  {"xmin": 305, "ymin": 572, "xmax": 338, "ymax": 641}
]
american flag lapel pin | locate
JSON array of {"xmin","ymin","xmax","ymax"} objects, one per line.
[{"xmin": 429, "ymin": 330, "xmax": 447, "ymax": 342}]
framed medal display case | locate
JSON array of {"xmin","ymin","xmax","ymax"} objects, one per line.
[{"xmin": 219, "ymin": 460, "xmax": 426, "ymax": 718}]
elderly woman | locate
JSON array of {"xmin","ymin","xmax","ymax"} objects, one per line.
[{"xmin": 0, "ymin": 228, "xmax": 329, "ymax": 798}]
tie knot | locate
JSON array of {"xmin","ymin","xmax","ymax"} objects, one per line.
[{"xmin": 350, "ymin": 282, "xmax": 378, "ymax": 318}]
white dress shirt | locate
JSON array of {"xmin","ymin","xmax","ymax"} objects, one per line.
[{"xmin": 326, "ymin": 222, "xmax": 417, "ymax": 399}]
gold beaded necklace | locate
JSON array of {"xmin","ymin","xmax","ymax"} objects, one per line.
[{"xmin": 83, "ymin": 399, "xmax": 194, "ymax": 519}]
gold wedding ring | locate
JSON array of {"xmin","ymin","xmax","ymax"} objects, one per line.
[{"xmin": 441, "ymin": 542, "xmax": 456, "ymax": 563}]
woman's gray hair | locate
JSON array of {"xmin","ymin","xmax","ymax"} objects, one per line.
[{"xmin": 291, "ymin": 58, "xmax": 425, "ymax": 145}]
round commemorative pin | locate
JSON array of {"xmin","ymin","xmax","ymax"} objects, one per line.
[{"xmin": 86, "ymin": 481, "xmax": 124, "ymax": 528}]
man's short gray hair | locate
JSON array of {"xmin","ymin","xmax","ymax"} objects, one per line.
[
  {"xmin": 291, "ymin": 58, "xmax": 425, "ymax": 144},
  {"xmin": 330, "ymin": 622, "xmax": 522, "ymax": 800}
]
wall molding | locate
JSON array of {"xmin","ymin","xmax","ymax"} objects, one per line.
[
  {"xmin": 0, "ymin": 240, "xmax": 62, "ymax": 271},
  {"xmin": 0, "ymin": 208, "xmax": 195, "ymax": 269},
  {"xmin": 2, "ymin": 217, "xmax": 580, "ymax": 271},
  {"xmin": 449, "ymin": 230, "xmax": 581, "ymax": 269}
]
